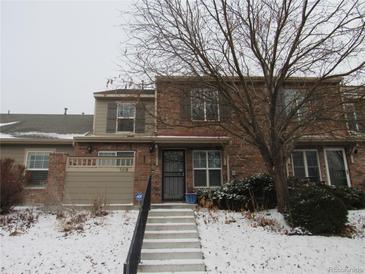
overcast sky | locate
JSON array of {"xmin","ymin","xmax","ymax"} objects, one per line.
[{"xmin": 1, "ymin": 0, "xmax": 133, "ymax": 115}]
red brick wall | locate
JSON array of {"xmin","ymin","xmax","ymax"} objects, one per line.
[{"xmin": 45, "ymin": 152, "xmax": 67, "ymax": 204}]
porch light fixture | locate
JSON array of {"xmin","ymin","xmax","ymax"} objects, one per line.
[
  {"xmin": 149, "ymin": 143, "xmax": 155, "ymax": 153},
  {"xmin": 87, "ymin": 145, "xmax": 92, "ymax": 153}
]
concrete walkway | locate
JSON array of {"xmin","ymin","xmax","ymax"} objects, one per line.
[{"xmin": 137, "ymin": 203, "xmax": 206, "ymax": 274}]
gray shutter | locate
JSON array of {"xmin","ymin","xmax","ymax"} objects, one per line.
[
  {"xmin": 219, "ymin": 92, "xmax": 231, "ymax": 122},
  {"xmin": 106, "ymin": 102, "xmax": 117, "ymax": 133},
  {"xmin": 135, "ymin": 101, "xmax": 145, "ymax": 133},
  {"xmin": 181, "ymin": 89, "xmax": 191, "ymax": 120}
]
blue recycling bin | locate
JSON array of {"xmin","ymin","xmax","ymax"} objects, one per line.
[{"xmin": 185, "ymin": 193, "xmax": 197, "ymax": 204}]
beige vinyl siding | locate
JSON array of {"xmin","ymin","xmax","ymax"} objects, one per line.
[
  {"xmin": 0, "ymin": 144, "xmax": 73, "ymax": 165},
  {"xmin": 93, "ymin": 98, "xmax": 155, "ymax": 135},
  {"xmin": 63, "ymin": 170, "xmax": 134, "ymax": 204}
]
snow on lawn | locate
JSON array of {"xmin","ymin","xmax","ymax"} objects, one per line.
[
  {"xmin": 0, "ymin": 208, "xmax": 138, "ymax": 274},
  {"xmin": 196, "ymin": 208, "xmax": 365, "ymax": 274}
]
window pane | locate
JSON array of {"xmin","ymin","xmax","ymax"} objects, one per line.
[
  {"xmin": 209, "ymin": 170, "xmax": 221, "ymax": 186},
  {"xmin": 305, "ymin": 151, "xmax": 318, "ymax": 167},
  {"xmin": 305, "ymin": 151, "xmax": 319, "ymax": 180},
  {"xmin": 27, "ymin": 152, "xmax": 49, "ymax": 169},
  {"xmin": 206, "ymin": 91, "xmax": 219, "ymax": 121},
  {"xmin": 194, "ymin": 170, "xmax": 207, "ymax": 187},
  {"xmin": 208, "ymin": 151, "xmax": 221, "ymax": 168},
  {"xmin": 117, "ymin": 119, "xmax": 134, "ymax": 132},
  {"xmin": 27, "ymin": 170, "xmax": 48, "ymax": 186},
  {"xmin": 116, "ymin": 151, "xmax": 135, "ymax": 157},
  {"xmin": 98, "ymin": 152, "xmax": 117, "ymax": 157},
  {"xmin": 117, "ymin": 103, "xmax": 135, "ymax": 118},
  {"xmin": 307, "ymin": 167, "xmax": 320, "ymax": 181},
  {"xmin": 292, "ymin": 151, "xmax": 306, "ymax": 178},
  {"xmin": 345, "ymin": 104, "xmax": 358, "ymax": 131},
  {"xmin": 193, "ymin": 152, "xmax": 206, "ymax": 168},
  {"xmin": 191, "ymin": 94, "xmax": 205, "ymax": 120}
]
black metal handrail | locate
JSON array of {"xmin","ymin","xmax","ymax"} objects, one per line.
[{"xmin": 123, "ymin": 175, "xmax": 152, "ymax": 274}]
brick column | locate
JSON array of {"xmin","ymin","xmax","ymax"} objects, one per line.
[{"xmin": 46, "ymin": 152, "xmax": 67, "ymax": 205}]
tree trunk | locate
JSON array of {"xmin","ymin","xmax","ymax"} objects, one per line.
[{"xmin": 270, "ymin": 160, "xmax": 289, "ymax": 213}]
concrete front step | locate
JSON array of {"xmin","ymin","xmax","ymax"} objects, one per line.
[
  {"xmin": 138, "ymin": 259, "xmax": 205, "ymax": 272},
  {"xmin": 151, "ymin": 203, "xmax": 196, "ymax": 210},
  {"xmin": 144, "ymin": 230, "xmax": 199, "ymax": 239},
  {"xmin": 141, "ymin": 248, "xmax": 203, "ymax": 260},
  {"xmin": 143, "ymin": 239, "xmax": 201, "ymax": 249},
  {"xmin": 146, "ymin": 223, "xmax": 196, "ymax": 231},
  {"xmin": 148, "ymin": 216, "xmax": 195, "ymax": 224},
  {"xmin": 138, "ymin": 271, "xmax": 207, "ymax": 274},
  {"xmin": 149, "ymin": 209, "xmax": 194, "ymax": 217}
]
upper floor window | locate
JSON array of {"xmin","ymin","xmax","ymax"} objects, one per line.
[
  {"xmin": 117, "ymin": 103, "xmax": 135, "ymax": 132},
  {"xmin": 26, "ymin": 151, "xmax": 51, "ymax": 187},
  {"xmin": 344, "ymin": 103, "xmax": 364, "ymax": 133},
  {"xmin": 191, "ymin": 89, "xmax": 219, "ymax": 121},
  {"xmin": 283, "ymin": 89, "xmax": 306, "ymax": 119},
  {"xmin": 291, "ymin": 150, "xmax": 320, "ymax": 182}
]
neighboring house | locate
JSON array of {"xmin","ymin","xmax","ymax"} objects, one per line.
[
  {"xmin": 0, "ymin": 114, "xmax": 93, "ymax": 204},
  {"xmin": 0, "ymin": 77, "xmax": 364, "ymax": 205}
]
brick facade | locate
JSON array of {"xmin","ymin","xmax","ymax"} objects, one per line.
[
  {"xmin": 18, "ymin": 77, "xmax": 365, "ymax": 205},
  {"xmin": 22, "ymin": 152, "xmax": 67, "ymax": 205}
]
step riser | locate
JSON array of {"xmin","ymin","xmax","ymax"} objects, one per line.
[
  {"xmin": 146, "ymin": 225, "xmax": 196, "ymax": 231},
  {"xmin": 143, "ymin": 242, "xmax": 201, "ymax": 249},
  {"xmin": 149, "ymin": 212, "xmax": 194, "ymax": 217},
  {"xmin": 141, "ymin": 252, "xmax": 203, "ymax": 260},
  {"xmin": 138, "ymin": 264, "xmax": 205, "ymax": 272},
  {"xmin": 148, "ymin": 218, "xmax": 195, "ymax": 224},
  {"xmin": 144, "ymin": 232, "xmax": 198, "ymax": 239},
  {"xmin": 151, "ymin": 205, "xmax": 195, "ymax": 210}
]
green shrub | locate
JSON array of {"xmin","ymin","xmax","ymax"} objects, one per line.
[
  {"xmin": 323, "ymin": 186, "xmax": 365, "ymax": 210},
  {"xmin": 197, "ymin": 173, "xmax": 276, "ymax": 211},
  {"xmin": 288, "ymin": 185, "xmax": 348, "ymax": 235},
  {"xmin": 288, "ymin": 176, "xmax": 365, "ymax": 210}
]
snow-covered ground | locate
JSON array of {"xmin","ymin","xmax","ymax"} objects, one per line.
[
  {"xmin": 196, "ymin": 208, "xmax": 365, "ymax": 274},
  {"xmin": 0, "ymin": 208, "xmax": 138, "ymax": 274}
]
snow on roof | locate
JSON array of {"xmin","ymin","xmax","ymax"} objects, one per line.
[
  {"xmin": 0, "ymin": 121, "xmax": 19, "ymax": 127},
  {"xmin": 0, "ymin": 131, "xmax": 87, "ymax": 140}
]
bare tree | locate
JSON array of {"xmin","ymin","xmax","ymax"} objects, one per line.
[{"xmin": 122, "ymin": 0, "xmax": 365, "ymax": 212}]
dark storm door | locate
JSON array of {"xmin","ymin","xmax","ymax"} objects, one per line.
[
  {"xmin": 163, "ymin": 150, "xmax": 185, "ymax": 201},
  {"xmin": 325, "ymin": 149, "xmax": 349, "ymax": 187}
]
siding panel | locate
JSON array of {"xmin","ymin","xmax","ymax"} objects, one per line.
[{"xmin": 63, "ymin": 170, "xmax": 134, "ymax": 204}]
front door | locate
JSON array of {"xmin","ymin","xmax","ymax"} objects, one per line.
[
  {"xmin": 325, "ymin": 148, "xmax": 350, "ymax": 187},
  {"xmin": 163, "ymin": 150, "xmax": 185, "ymax": 201}
]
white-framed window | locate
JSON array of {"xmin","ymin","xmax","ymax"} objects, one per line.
[
  {"xmin": 97, "ymin": 151, "xmax": 135, "ymax": 167},
  {"xmin": 116, "ymin": 103, "xmax": 136, "ymax": 132},
  {"xmin": 191, "ymin": 89, "xmax": 219, "ymax": 121},
  {"xmin": 25, "ymin": 151, "xmax": 52, "ymax": 187},
  {"xmin": 291, "ymin": 149, "xmax": 321, "ymax": 181},
  {"xmin": 283, "ymin": 89, "xmax": 307, "ymax": 119},
  {"xmin": 324, "ymin": 147, "xmax": 351, "ymax": 187},
  {"xmin": 193, "ymin": 150, "xmax": 222, "ymax": 187}
]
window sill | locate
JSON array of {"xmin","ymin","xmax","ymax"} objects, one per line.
[{"xmin": 24, "ymin": 186, "xmax": 46, "ymax": 190}]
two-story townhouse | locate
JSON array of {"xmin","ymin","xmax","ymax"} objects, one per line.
[{"xmin": 1, "ymin": 76, "xmax": 364, "ymax": 205}]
